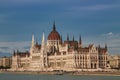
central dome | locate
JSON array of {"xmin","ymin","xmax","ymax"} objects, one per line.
[{"xmin": 48, "ymin": 22, "xmax": 61, "ymax": 40}]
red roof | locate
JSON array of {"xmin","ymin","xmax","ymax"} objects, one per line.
[
  {"xmin": 35, "ymin": 44, "xmax": 41, "ymax": 50},
  {"xmin": 64, "ymin": 41, "xmax": 78, "ymax": 47},
  {"xmin": 48, "ymin": 30, "xmax": 61, "ymax": 40},
  {"xmin": 77, "ymin": 47, "xmax": 89, "ymax": 52},
  {"xmin": 14, "ymin": 51, "xmax": 30, "ymax": 57},
  {"xmin": 99, "ymin": 48, "xmax": 107, "ymax": 54}
]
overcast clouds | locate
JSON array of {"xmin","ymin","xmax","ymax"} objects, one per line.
[{"xmin": 0, "ymin": 0, "xmax": 120, "ymax": 56}]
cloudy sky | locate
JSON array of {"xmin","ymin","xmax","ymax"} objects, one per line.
[{"xmin": 0, "ymin": 0, "xmax": 120, "ymax": 56}]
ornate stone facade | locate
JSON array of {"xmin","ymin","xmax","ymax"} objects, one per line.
[
  {"xmin": 11, "ymin": 51, "xmax": 30, "ymax": 70},
  {"xmin": 11, "ymin": 22, "xmax": 109, "ymax": 71}
]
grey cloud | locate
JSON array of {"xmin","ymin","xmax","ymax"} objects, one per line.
[
  {"xmin": 0, "ymin": 41, "xmax": 31, "ymax": 56},
  {"xmin": 0, "ymin": 47, "xmax": 9, "ymax": 49}
]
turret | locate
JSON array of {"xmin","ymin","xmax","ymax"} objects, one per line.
[
  {"xmin": 41, "ymin": 32, "xmax": 45, "ymax": 47},
  {"xmin": 78, "ymin": 35, "xmax": 82, "ymax": 47},
  {"xmin": 73, "ymin": 35, "xmax": 74, "ymax": 41},
  {"xmin": 79, "ymin": 35, "xmax": 82, "ymax": 44},
  {"xmin": 41, "ymin": 32, "xmax": 48, "ymax": 68},
  {"xmin": 36, "ymin": 38, "xmax": 38, "ymax": 45},
  {"xmin": 105, "ymin": 43, "xmax": 107, "ymax": 50},
  {"xmin": 98, "ymin": 44, "xmax": 100, "ymax": 49},
  {"xmin": 98, "ymin": 44, "xmax": 101, "ymax": 52},
  {"xmin": 67, "ymin": 34, "xmax": 69, "ymax": 41},
  {"xmin": 30, "ymin": 34, "xmax": 35, "ymax": 55},
  {"xmin": 60, "ymin": 35, "xmax": 62, "ymax": 44},
  {"xmin": 41, "ymin": 32, "xmax": 45, "ymax": 54},
  {"xmin": 53, "ymin": 21, "xmax": 56, "ymax": 31},
  {"xmin": 13, "ymin": 50, "xmax": 16, "ymax": 56},
  {"xmin": 31, "ymin": 34, "xmax": 35, "ymax": 47}
]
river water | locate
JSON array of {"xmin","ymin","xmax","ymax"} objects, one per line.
[{"xmin": 0, "ymin": 73, "xmax": 120, "ymax": 80}]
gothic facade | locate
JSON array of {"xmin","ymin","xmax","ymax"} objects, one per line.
[{"xmin": 11, "ymin": 22, "xmax": 109, "ymax": 71}]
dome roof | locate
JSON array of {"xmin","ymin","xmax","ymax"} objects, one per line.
[
  {"xmin": 48, "ymin": 30, "xmax": 61, "ymax": 40},
  {"xmin": 48, "ymin": 22, "xmax": 61, "ymax": 40}
]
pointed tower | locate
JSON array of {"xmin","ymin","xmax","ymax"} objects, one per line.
[
  {"xmin": 13, "ymin": 50, "xmax": 16, "ymax": 56},
  {"xmin": 31, "ymin": 34, "xmax": 35, "ymax": 47},
  {"xmin": 98, "ymin": 44, "xmax": 101, "ymax": 52},
  {"xmin": 36, "ymin": 38, "xmax": 38, "ymax": 45},
  {"xmin": 53, "ymin": 20, "xmax": 56, "ymax": 31},
  {"xmin": 79, "ymin": 35, "xmax": 82, "ymax": 47},
  {"xmin": 30, "ymin": 34, "xmax": 35, "ymax": 57},
  {"xmin": 79, "ymin": 35, "xmax": 82, "ymax": 44},
  {"xmin": 67, "ymin": 34, "xmax": 69, "ymax": 41},
  {"xmin": 41, "ymin": 32, "xmax": 45, "ymax": 49},
  {"xmin": 73, "ymin": 35, "xmax": 74, "ymax": 41},
  {"xmin": 17, "ymin": 49, "xmax": 19, "ymax": 53},
  {"xmin": 41, "ymin": 32, "xmax": 48, "ymax": 68},
  {"xmin": 98, "ymin": 44, "xmax": 100, "ymax": 49},
  {"xmin": 105, "ymin": 43, "xmax": 107, "ymax": 50},
  {"xmin": 41, "ymin": 32, "xmax": 46, "ymax": 55},
  {"xmin": 60, "ymin": 35, "xmax": 62, "ymax": 44}
]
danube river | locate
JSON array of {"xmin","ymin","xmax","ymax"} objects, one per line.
[{"xmin": 0, "ymin": 73, "xmax": 120, "ymax": 80}]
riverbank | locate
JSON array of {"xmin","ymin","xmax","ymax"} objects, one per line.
[
  {"xmin": 1, "ymin": 70, "xmax": 120, "ymax": 76},
  {"xmin": 70, "ymin": 71, "xmax": 120, "ymax": 76}
]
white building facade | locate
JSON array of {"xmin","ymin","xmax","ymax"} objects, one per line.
[{"xmin": 11, "ymin": 22, "xmax": 109, "ymax": 71}]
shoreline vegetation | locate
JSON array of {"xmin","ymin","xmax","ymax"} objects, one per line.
[{"xmin": 0, "ymin": 70, "xmax": 120, "ymax": 76}]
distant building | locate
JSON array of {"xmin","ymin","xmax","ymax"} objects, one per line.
[
  {"xmin": 11, "ymin": 22, "xmax": 109, "ymax": 71},
  {"xmin": 109, "ymin": 55, "xmax": 120, "ymax": 69},
  {"xmin": 0, "ymin": 56, "xmax": 12, "ymax": 69},
  {"xmin": 0, "ymin": 58, "xmax": 3, "ymax": 67}
]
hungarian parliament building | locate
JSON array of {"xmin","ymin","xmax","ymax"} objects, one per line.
[{"xmin": 11, "ymin": 22, "xmax": 109, "ymax": 71}]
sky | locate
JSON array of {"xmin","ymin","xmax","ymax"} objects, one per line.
[{"xmin": 0, "ymin": 0, "xmax": 120, "ymax": 57}]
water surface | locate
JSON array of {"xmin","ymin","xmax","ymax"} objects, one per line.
[{"xmin": 0, "ymin": 73, "xmax": 120, "ymax": 80}]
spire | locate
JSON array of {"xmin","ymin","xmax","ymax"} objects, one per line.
[
  {"xmin": 105, "ymin": 43, "xmax": 107, "ymax": 50},
  {"xmin": 67, "ymin": 34, "xmax": 69, "ymax": 41},
  {"xmin": 36, "ymin": 38, "xmax": 38, "ymax": 45},
  {"xmin": 98, "ymin": 44, "xmax": 101, "ymax": 51},
  {"xmin": 13, "ymin": 50, "xmax": 15, "ymax": 54},
  {"xmin": 13, "ymin": 50, "xmax": 16, "ymax": 56},
  {"xmin": 53, "ymin": 20, "xmax": 56, "ymax": 31},
  {"xmin": 60, "ymin": 35, "xmax": 62, "ymax": 44},
  {"xmin": 41, "ymin": 32, "xmax": 45, "ymax": 46},
  {"xmin": 73, "ymin": 35, "xmax": 74, "ymax": 41},
  {"xmin": 79, "ymin": 35, "xmax": 82, "ymax": 44},
  {"xmin": 98, "ymin": 44, "xmax": 100, "ymax": 48},
  {"xmin": 17, "ymin": 49, "xmax": 19, "ymax": 53},
  {"xmin": 31, "ymin": 34, "xmax": 35, "ymax": 47}
]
